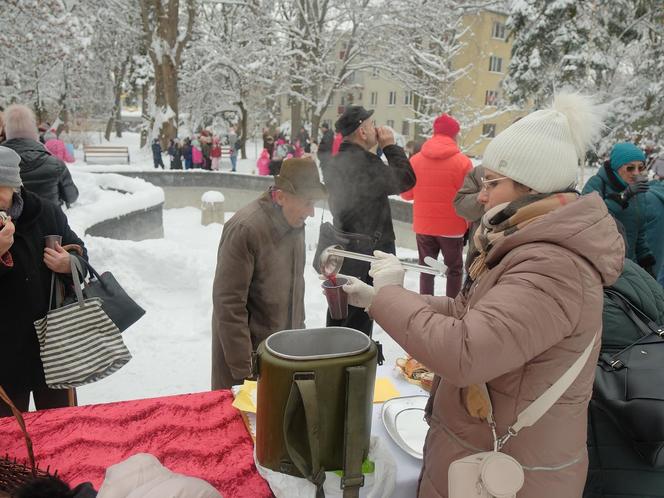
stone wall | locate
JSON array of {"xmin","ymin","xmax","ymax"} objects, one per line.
[{"xmin": 108, "ymin": 171, "xmax": 417, "ymax": 249}]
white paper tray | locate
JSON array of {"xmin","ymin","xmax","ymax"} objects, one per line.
[{"xmin": 381, "ymin": 395, "xmax": 429, "ymax": 460}]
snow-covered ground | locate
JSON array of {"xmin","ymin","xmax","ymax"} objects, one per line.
[{"xmin": 74, "ymin": 203, "xmax": 428, "ymax": 406}]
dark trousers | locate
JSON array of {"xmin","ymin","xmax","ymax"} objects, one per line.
[
  {"xmin": 0, "ymin": 384, "xmax": 70, "ymax": 417},
  {"xmin": 416, "ymin": 234, "xmax": 463, "ymax": 298}
]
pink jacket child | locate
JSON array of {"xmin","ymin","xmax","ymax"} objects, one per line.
[
  {"xmin": 192, "ymin": 144, "xmax": 203, "ymax": 166},
  {"xmin": 44, "ymin": 131, "xmax": 74, "ymax": 163},
  {"xmin": 256, "ymin": 149, "xmax": 271, "ymax": 175}
]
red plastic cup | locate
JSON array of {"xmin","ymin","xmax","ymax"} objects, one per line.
[
  {"xmin": 322, "ymin": 276, "xmax": 349, "ymax": 320},
  {"xmin": 44, "ymin": 235, "xmax": 62, "ymax": 249}
]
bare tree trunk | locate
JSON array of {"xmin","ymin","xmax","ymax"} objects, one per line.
[
  {"xmin": 290, "ymin": 98, "xmax": 302, "ymax": 141},
  {"xmin": 139, "ymin": 0, "xmax": 195, "ymax": 149},
  {"xmin": 236, "ymin": 100, "xmax": 249, "ymax": 160},
  {"xmin": 311, "ymin": 113, "xmax": 321, "ymax": 143},
  {"xmin": 140, "ymin": 83, "xmax": 150, "ymax": 148}
]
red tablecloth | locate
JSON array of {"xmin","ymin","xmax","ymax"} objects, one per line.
[{"xmin": 0, "ymin": 390, "xmax": 272, "ymax": 498}]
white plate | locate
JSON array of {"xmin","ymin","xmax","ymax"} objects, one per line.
[{"xmin": 381, "ymin": 395, "xmax": 429, "ymax": 460}]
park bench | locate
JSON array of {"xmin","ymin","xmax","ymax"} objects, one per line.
[{"xmin": 84, "ymin": 145, "xmax": 130, "ymax": 164}]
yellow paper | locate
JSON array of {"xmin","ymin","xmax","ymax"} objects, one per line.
[
  {"xmin": 373, "ymin": 377, "xmax": 400, "ymax": 403},
  {"xmin": 232, "ymin": 380, "xmax": 258, "ymax": 413}
]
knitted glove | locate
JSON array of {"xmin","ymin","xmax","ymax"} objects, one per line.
[{"xmin": 620, "ymin": 180, "xmax": 649, "ymax": 202}]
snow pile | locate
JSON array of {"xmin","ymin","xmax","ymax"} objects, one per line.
[
  {"xmin": 67, "ymin": 170, "xmax": 165, "ymax": 235},
  {"xmin": 201, "ymin": 191, "xmax": 225, "ymax": 203}
]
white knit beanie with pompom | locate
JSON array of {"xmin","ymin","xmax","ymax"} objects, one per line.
[{"xmin": 481, "ymin": 92, "xmax": 607, "ymax": 193}]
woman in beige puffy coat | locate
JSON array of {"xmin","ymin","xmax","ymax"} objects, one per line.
[{"xmin": 344, "ymin": 93, "xmax": 625, "ymax": 498}]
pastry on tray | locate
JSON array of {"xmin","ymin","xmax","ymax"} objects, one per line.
[{"xmin": 396, "ymin": 357, "xmax": 434, "ymax": 392}]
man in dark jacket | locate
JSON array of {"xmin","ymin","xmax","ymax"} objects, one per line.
[
  {"xmin": 0, "ymin": 146, "xmax": 88, "ymax": 417},
  {"xmin": 317, "ymin": 123, "xmax": 334, "ymax": 164},
  {"xmin": 151, "ymin": 138, "xmax": 165, "ymax": 169},
  {"xmin": 322, "ymin": 105, "xmax": 416, "ymax": 336},
  {"xmin": 2, "ymin": 104, "xmax": 79, "ymax": 207}
]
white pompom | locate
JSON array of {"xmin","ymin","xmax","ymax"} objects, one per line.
[{"xmin": 552, "ymin": 91, "xmax": 607, "ymax": 157}]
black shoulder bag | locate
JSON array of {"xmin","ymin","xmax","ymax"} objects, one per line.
[
  {"xmin": 593, "ymin": 288, "xmax": 664, "ymax": 467},
  {"xmin": 312, "ymin": 208, "xmax": 381, "ymax": 279}
]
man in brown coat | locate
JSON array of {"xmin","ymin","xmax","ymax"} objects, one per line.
[{"xmin": 211, "ymin": 158, "xmax": 327, "ymax": 389}]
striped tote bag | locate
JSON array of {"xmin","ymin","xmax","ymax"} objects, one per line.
[{"xmin": 34, "ymin": 257, "xmax": 132, "ymax": 389}]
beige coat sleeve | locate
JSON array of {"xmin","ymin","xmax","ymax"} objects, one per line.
[
  {"xmin": 454, "ymin": 166, "xmax": 484, "ymax": 223},
  {"xmin": 212, "ymin": 223, "xmax": 256, "ymax": 380},
  {"xmin": 370, "ymin": 248, "xmax": 585, "ymax": 387}
]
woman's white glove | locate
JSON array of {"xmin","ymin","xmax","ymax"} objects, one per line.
[
  {"xmin": 369, "ymin": 250, "xmax": 405, "ymax": 291},
  {"xmin": 342, "ymin": 276, "xmax": 376, "ymax": 310}
]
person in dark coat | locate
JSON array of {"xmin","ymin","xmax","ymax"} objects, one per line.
[
  {"xmin": 0, "ymin": 146, "xmax": 88, "ymax": 417},
  {"xmin": 582, "ymin": 142, "xmax": 655, "ymax": 275},
  {"xmin": 2, "ymin": 104, "xmax": 78, "ymax": 208},
  {"xmin": 317, "ymin": 123, "xmax": 334, "ymax": 164},
  {"xmin": 151, "ymin": 138, "xmax": 165, "ymax": 169},
  {"xmin": 182, "ymin": 138, "xmax": 193, "ymax": 170},
  {"xmin": 322, "ymin": 105, "xmax": 416, "ymax": 336},
  {"xmin": 297, "ymin": 126, "xmax": 311, "ymax": 153},
  {"xmin": 584, "ymin": 257, "xmax": 664, "ymax": 497},
  {"xmin": 168, "ymin": 139, "xmax": 182, "ymax": 170}
]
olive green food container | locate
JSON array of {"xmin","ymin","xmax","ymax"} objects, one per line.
[{"xmin": 255, "ymin": 327, "xmax": 377, "ymax": 491}]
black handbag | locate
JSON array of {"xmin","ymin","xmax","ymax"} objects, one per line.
[
  {"xmin": 312, "ymin": 221, "xmax": 381, "ymax": 278},
  {"xmin": 593, "ymin": 288, "xmax": 664, "ymax": 468},
  {"xmin": 66, "ymin": 259, "xmax": 146, "ymax": 332}
]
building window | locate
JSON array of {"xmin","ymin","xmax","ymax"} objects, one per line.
[
  {"xmin": 346, "ymin": 71, "xmax": 355, "ymax": 84},
  {"xmin": 404, "ymin": 91, "xmax": 413, "ymax": 106},
  {"xmin": 488, "ymin": 56, "xmax": 503, "ymax": 73},
  {"xmin": 402, "ymin": 121, "xmax": 410, "ymax": 137},
  {"xmin": 485, "ymin": 90, "xmax": 499, "ymax": 106},
  {"xmin": 371, "ymin": 67, "xmax": 379, "ymax": 78},
  {"xmin": 337, "ymin": 106, "xmax": 346, "ymax": 115},
  {"xmin": 492, "ymin": 21, "xmax": 506, "ymax": 40},
  {"xmin": 482, "ymin": 123, "xmax": 496, "ymax": 138},
  {"xmin": 340, "ymin": 95, "xmax": 346, "ymax": 106},
  {"xmin": 370, "ymin": 91, "xmax": 378, "ymax": 105},
  {"xmin": 388, "ymin": 91, "xmax": 397, "ymax": 106},
  {"xmin": 387, "ymin": 119, "xmax": 395, "ymax": 129}
]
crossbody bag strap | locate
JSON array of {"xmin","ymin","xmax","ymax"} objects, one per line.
[
  {"xmin": 487, "ymin": 330, "xmax": 599, "ymax": 451},
  {"xmin": 605, "ymin": 289, "xmax": 664, "ymax": 337},
  {"xmin": 509, "ymin": 330, "xmax": 599, "ymax": 436}
]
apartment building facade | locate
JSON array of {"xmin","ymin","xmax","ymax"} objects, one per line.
[{"xmin": 278, "ymin": 8, "xmax": 525, "ymax": 157}]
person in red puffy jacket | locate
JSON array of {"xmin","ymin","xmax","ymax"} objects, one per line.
[{"xmin": 401, "ymin": 114, "xmax": 472, "ymax": 297}]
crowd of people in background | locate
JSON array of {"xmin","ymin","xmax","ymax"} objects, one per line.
[
  {"xmin": 152, "ymin": 128, "xmax": 244, "ymax": 172},
  {"xmin": 256, "ymin": 125, "xmax": 317, "ymax": 177}
]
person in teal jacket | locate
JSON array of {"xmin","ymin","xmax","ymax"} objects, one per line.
[
  {"xmin": 582, "ymin": 142, "xmax": 656, "ymax": 275},
  {"xmin": 644, "ymin": 180, "xmax": 664, "ymax": 279},
  {"xmin": 584, "ymin": 257, "xmax": 664, "ymax": 497}
]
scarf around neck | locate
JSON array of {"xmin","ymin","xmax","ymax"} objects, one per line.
[{"xmin": 468, "ymin": 192, "xmax": 578, "ymax": 282}]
